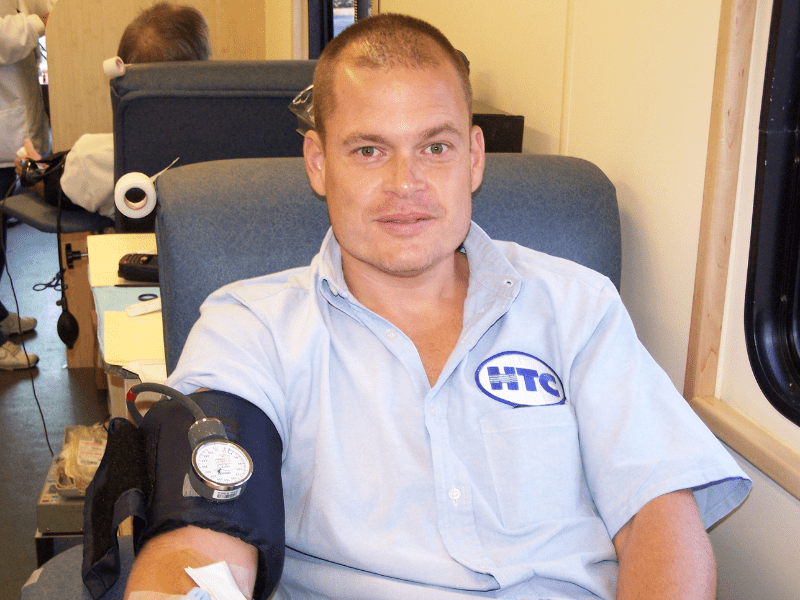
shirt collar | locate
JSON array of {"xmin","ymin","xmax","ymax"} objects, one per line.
[
  {"xmin": 461, "ymin": 222, "xmax": 523, "ymax": 302},
  {"xmin": 318, "ymin": 228, "xmax": 348, "ymax": 299}
]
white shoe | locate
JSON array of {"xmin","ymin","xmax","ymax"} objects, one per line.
[
  {"xmin": 0, "ymin": 312, "xmax": 37, "ymax": 336},
  {"xmin": 0, "ymin": 340, "xmax": 39, "ymax": 370}
]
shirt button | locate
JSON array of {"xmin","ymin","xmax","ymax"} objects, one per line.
[
  {"xmin": 448, "ymin": 487, "xmax": 461, "ymax": 501},
  {"xmin": 386, "ymin": 329, "xmax": 397, "ymax": 340},
  {"xmin": 428, "ymin": 406, "xmax": 436, "ymax": 417}
]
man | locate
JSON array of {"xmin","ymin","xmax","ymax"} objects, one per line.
[
  {"xmin": 0, "ymin": 0, "xmax": 51, "ymax": 180},
  {"xmin": 125, "ymin": 13, "xmax": 750, "ymax": 600},
  {"xmin": 15, "ymin": 1, "xmax": 211, "ymax": 217},
  {"xmin": 1, "ymin": 0, "xmax": 53, "ymax": 370}
]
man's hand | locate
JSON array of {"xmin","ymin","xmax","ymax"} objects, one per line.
[
  {"xmin": 13, "ymin": 139, "xmax": 45, "ymax": 198},
  {"xmin": 14, "ymin": 139, "xmax": 42, "ymax": 174},
  {"xmin": 613, "ymin": 489, "xmax": 716, "ymax": 599}
]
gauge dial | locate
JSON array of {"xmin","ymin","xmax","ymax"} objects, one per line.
[{"xmin": 190, "ymin": 440, "xmax": 253, "ymax": 501}]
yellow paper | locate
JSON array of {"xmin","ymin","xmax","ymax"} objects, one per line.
[
  {"xmin": 103, "ymin": 311, "xmax": 165, "ymax": 366},
  {"xmin": 87, "ymin": 233, "xmax": 157, "ymax": 287}
]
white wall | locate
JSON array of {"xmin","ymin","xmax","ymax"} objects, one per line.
[
  {"xmin": 564, "ymin": 1, "xmax": 723, "ymax": 387},
  {"xmin": 380, "ymin": 0, "xmax": 570, "ymax": 156},
  {"xmin": 710, "ymin": 447, "xmax": 800, "ymax": 599}
]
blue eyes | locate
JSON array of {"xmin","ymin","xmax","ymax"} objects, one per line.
[{"xmin": 356, "ymin": 143, "xmax": 447, "ymax": 157}]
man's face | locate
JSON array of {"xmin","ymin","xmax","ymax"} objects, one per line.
[{"xmin": 304, "ymin": 58, "xmax": 485, "ymax": 283}]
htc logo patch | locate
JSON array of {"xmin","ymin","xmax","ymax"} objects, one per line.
[{"xmin": 475, "ymin": 351, "xmax": 566, "ymax": 407}]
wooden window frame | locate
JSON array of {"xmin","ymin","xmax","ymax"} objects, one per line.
[{"xmin": 685, "ymin": 0, "xmax": 800, "ymax": 501}]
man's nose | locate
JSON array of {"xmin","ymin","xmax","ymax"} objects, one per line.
[{"xmin": 384, "ymin": 154, "xmax": 425, "ymax": 196}]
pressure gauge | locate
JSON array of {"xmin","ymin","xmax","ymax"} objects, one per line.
[
  {"xmin": 126, "ymin": 383, "xmax": 255, "ymax": 502},
  {"xmin": 189, "ymin": 439, "xmax": 253, "ymax": 501}
]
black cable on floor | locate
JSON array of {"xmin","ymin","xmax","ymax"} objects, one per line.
[{"xmin": 1, "ymin": 178, "xmax": 56, "ymax": 457}]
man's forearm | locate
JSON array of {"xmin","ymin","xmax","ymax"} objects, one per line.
[
  {"xmin": 124, "ymin": 526, "xmax": 258, "ymax": 599},
  {"xmin": 613, "ymin": 489, "xmax": 716, "ymax": 600}
]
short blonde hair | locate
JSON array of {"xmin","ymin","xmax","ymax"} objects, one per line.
[{"xmin": 313, "ymin": 13, "xmax": 472, "ymax": 144}]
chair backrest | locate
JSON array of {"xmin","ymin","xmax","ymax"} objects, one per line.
[
  {"xmin": 111, "ymin": 59, "xmax": 317, "ymax": 232},
  {"xmin": 155, "ymin": 153, "xmax": 620, "ymax": 373}
]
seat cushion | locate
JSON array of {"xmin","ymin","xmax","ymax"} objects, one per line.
[{"xmin": 20, "ymin": 537, "xmax": 132, "ymax": 600}]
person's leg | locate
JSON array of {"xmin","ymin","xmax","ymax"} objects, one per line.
[
  {"xmin": 0, "ymin": 166, "xmax": 14, "ymax": 281},
  {"xmin": 0, "ymin": 166, "xmax": 37, "ymax": 335},
  {"xmin": 0, "ymin": 168, "xmax": 39, "ymax": 369},
  {"xmin": 0, "ymin": 262, "xmax": 38, "ymax": 337},
  {"xmin": 2, "ymin": 165, "xmax": 16, "ymax": 298},
  {"xmin": 0, "ymin": 165, "xmax": 16, "ymax": 199}
]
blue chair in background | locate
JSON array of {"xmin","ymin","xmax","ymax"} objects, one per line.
[{"xmin": 110, "ymin": 60, "xmax": 317, "ymax": 233}]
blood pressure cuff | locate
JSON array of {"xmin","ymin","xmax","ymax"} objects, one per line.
[
  {"xmin": 82, "ymin": 417, "xmax": 148, "ymax": 597},
  {"xmin": 82, "ymin": 390, "xmax": 285, "ymax": 599}
]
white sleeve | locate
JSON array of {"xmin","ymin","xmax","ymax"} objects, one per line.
[
  {"xmin": 23, "ymin": 0, "xmax": 56, "ymax": 15},
  {"xmin": 0, "ymin": 12, "xmax": 44, "ymax": 65},
  {"xmin": 60, "ymin": 134, "xmax": 116, "ymax": 217},
  {"xmin": 570, "ymin": 284, "xmax": 751, "ymax": 535}
]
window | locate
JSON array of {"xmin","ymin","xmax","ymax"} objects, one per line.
[
  {"xmin": 308, "ymin": 0, "xmax": 372, "ymax": 59},
  {"xmin": 745, "ymin": 0, "xmax": 800, "ymax": 425}
]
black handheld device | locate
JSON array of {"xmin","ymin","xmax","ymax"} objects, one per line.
[{"xmin": 118, "ymin": 253, "xmax": 159, "ymax": 282}]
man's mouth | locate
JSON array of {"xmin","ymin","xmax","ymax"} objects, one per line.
[
  {"xmin": 377, "ymin": 213, "xmax": 433, "ymax": 225},
  {"xmin": 382, "ymin": 217, "xmax": 427, "ymax": 223}
]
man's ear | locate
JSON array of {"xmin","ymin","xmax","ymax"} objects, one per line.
[
  {"xmin": 304, "ymin": 131, "xmax": 326, "ymax": 196},
  {"xmin": 469, "ymin": 124, "xmax": 486, "ymax": 193}
]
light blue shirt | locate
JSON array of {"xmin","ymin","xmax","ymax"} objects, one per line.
[{"xmin": 168, "ymin": 223, "xmax": 750, "ymax": 599}]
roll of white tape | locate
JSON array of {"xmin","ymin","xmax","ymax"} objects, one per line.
[
  {"xmin": 114, "ymin": 172, "xmax": 157, "ymax": 218},
  {"xmin": 114, "ymin": 158, "xmax": 180, "ymax": 219},
  {"xmin": 103, "ymin": 56, "xmax": 126, "ymax": 78}
]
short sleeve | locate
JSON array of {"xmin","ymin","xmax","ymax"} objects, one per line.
[{"xmin": 568, "ymin": 285, "xmax": 750, "ymax": 536}]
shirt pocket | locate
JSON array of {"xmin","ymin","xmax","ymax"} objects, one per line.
[{"xmin": 480, "ymin": 405, "xmax": 584, "ymax": 529}]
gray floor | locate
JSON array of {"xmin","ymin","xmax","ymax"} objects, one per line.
[{"xmin": 1, "ymin": 221, "xmax": 108, "ymax": 600}]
